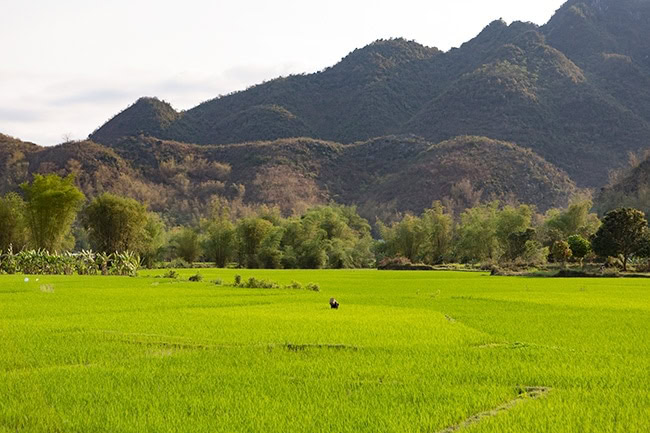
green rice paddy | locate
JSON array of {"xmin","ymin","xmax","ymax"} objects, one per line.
[{"xmin": 1, "ymin": 269, "xmax": 648, "ymax": 432}]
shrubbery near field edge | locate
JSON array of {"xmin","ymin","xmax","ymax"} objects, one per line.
[
  {"xmin": 0, "ymin": 247, "xmax": 139, "ymax": 276},
  {"xmin": 188, "ymin": 273, "xmax": 203, "ymax": 282},
  {"xmin": 231, "ymin": 275, "xmax": 319, "ymax": 291}
]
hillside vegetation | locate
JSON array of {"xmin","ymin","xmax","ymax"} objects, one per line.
[
  {"xmin": 87, "ymin": 0, "xmax": 650, "ymax": 189},
  {"xmin": 4, "ymin": 0, "xmax": 650, "ymax": 219},
  {"xmin": 0, "ymin": 134, "xmax": 577, "ymax": 224},
  {"xmin": 595, "ymin": 151, "xmax": 650, "ymax": 216}
]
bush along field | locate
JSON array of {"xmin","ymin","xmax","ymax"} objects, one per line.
[
  {"xmin": 0, "ymin": 248, "xmax": 140, "ymax": 277},
  {"xmin": 0, "ymin": 269, "xmax": 648, "ymax": 433}
]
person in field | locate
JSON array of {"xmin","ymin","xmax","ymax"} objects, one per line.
[{"xmin": 329, "ymin": 298, "xmax": 339, "ymax": 309}]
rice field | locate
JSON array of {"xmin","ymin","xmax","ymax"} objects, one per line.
[{"xmin": 1, "ymin": 269, "xmax": 648, "ymax": 432}]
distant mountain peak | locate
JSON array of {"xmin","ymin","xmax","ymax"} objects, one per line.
[
  {"xmin": 331, "ymin": 38, "xmax": 439, "ymax": 75},
  {"xmin": 356, "ymin": 37, "xmax": 437, "ymax": 55},
  {"xmin": 90, "ymin": 97, "xmax": 179, "ymax": 144},
  {"xmin": 131, "ymin": 97, "xmax": 177, "ymax": 117},
  {"xmin": 85, "ymin": 0, "xmax": 650, "ymax": 191},
  {"xmin": 486, "ymin": 18, "xmax": 508, "ymax": 29},
  {"xmin": 458, "ymin": 19, "xmax": 538, "ymax": 55},
  {"xmin": 545, "ymin": 0, "xmax": 650, "ymax": 68}
]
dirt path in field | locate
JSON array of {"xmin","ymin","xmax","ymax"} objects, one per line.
[{"xmin": 435, "ymin": 387, "xmax": 550, "ymax": 433}]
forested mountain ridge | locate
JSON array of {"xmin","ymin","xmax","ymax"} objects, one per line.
[
  {"xmin": 3, "ymin": 0, "xmax": 649, "ymax": 222},
  {"xmin": 0, "ymin": 133, "xmax": 577, "ymax": 224},
  {"xmin": 89, "ymin": 0, "xmax": 650, "ymax": 189}
]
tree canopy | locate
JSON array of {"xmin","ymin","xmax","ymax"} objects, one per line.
[
  {"xmin": 82, "ymin": 193, "xmax": 149, "ymax": 254},
  {"xmin": 592, "ymin": 208, "xmax": 648, "ymax": 271},
  {"xmin": 21, "ymin": 174, "xmax": 85, "ymax": 251},
  {"xmin": 0, "ymin": 193, "xmax": 28, "ymax": 251}
]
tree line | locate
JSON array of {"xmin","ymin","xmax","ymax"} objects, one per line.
[
  {"xmin": 1, "ymin": 174, "xmax": 649, "ymax": 271},
  {"xmin": 0, "ymin": 174, "xmax": 374, "ymax": 269},
  {"xmin": 378, "ymin": 199, "xmax": 650, "ymax": 271}
]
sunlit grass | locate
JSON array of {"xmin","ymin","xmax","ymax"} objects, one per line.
[{"xmin": 1, "ymin": 270, "xmax": 648, "ymax": 432}]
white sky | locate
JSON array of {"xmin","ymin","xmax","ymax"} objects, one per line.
[{"xmin": 1, "ymin": 0, "xmax": 567, "ymax": 146}]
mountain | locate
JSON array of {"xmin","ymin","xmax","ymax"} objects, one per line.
[
  {"xmin": 0, "ymin": 132, "xmax": 577, "ymax": 223},
  {"xmin": 336, "ymin": 135, "xmax": 578, "ymax": 216},
  {"xmin": 544, "ymin": 0, "xmax": 650, "ymax": 70},
  {"xmin": 89, "ymin": 0, "xmax": 650, "ymax": 190},
  {"xmin": 91, "ymin": 38, "xmax": 442, "ymax": 146},
  {"xmin": 0, "ymin": 134, "xmax": 169, "ymax": 210},
  {"xmin": 89, "ymin": 97, "xmax": 180, "ymax": 144},
  {"xmin": 6, "ymin": 0, "xmax": 650, "ymax": 221}
]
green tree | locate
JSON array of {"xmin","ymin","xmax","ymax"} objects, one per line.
[
  {"xmin": 280, "ymin": 206, "xmax": 373, "ymax": 269},
  {"xmin": 592, "ymin": 208, "xmax": 648, "ymax": 271},
  {"xmin": 294, "ymin": 235, "xmax": 328, "ymax": 269},
  {"xmin": 506, "ymin": 229, "xmax": 536, "ymax": 261},
  {"xmin": 0, "ymin": 193, "xmax": 28, "ymax": 251},
  {"xmin": 82, "ymin": 193, "xmax": 148, "ymax": 253},
  {"xmin": 172, "ymin": 227, "xmax": 202, "ymax": 265},
  {"xmin": 258, "ymin": 225, "xmax": 285, "ymax": 269},
  {"xmin": 421, "ymin": 202, "xmax": 454, "ymax": 264},
  {"xmin": 567, "ymin": 234, "xmax": 591, "ymax": 263},
  {"xmin": 551, "ymin": 240, "xmax": 572, "ymax": 266},
  {"xmin": 236, "ymin": 217, "xmax": 273, "ymax": 268},
  {"xmin": 378, "ymin": 214, "xmax": 425, "ymax": 262},
  {"xmin": 284, "ymin": 218, "xmax": 327, "ymax": 269},
  {"xmin": 496, "ymin": 205, "xmax": 532, "ymax": 248},
  {"xmin": 302, "ymin": 206, "xmax": 372, "ymax": 268},
  {"xmin": 521, "ymin": 240, "xmax": 549, "ymax": 266},
  {"xmin": 637, "ymin": 232, "xmax": 650, "ymax": 259},
  {"xmin": 348, "ymin": 234, "xmax": 374, "ymax": 269},
  {"xmin": 455, "ymin": 202, "xmax": 500, "ymax": 262},
  {"xmin": 202, "ymin": 200, "xmax": 236, "ymax": 268},
  {"xmin": 495, "ymin": 204, "xmax": 533, "ymax": 261},
  {"xmin": 21, "ymin": 174, "xmax": 85, "ymax": 251},
  {"xmin": 542, "ymin": 199, "xmax": 601, "ymax": 245},
  {"xmin": 139, "ymin": 213, "xmax": 167, "ymax": 268},
  {"xmin": 455, "ymin": 203, "xmax": 534, "ymax": 263}
]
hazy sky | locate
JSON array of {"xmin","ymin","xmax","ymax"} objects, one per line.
[{"xmin": 1, "ymin": 0, "xmax": 567, "ymax": 145}]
